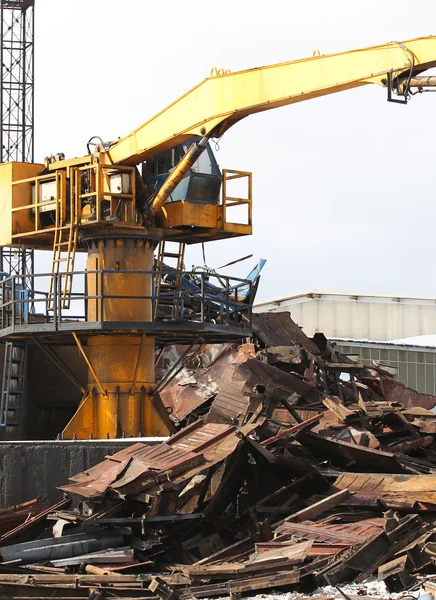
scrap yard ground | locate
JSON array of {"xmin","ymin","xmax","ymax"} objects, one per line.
[{"xmin": 1, "ymin": 312, "xmax": 436, "ymax": 598}]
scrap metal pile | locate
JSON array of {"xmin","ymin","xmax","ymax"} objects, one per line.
[{"xmin": 4, "ymin": 312, "xmax": 436, "ymax": 599}]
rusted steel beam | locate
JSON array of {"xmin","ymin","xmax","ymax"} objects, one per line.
[
  {"xmin": 283, "ymin": 489, "xmax": 350, "ymax": 523},
  {"xmin": 261, "ymin": 413, "xmax": 321, "ymax": 447}
]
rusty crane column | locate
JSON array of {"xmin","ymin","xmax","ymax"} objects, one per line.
[{"xmin": 62, "ymin": 235, "xmax": 171, "ymax": 440}]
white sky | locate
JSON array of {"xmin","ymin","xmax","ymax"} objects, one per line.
[{"xmin": 34, "ymin": 0, "xmax": 436, "ymax": 301}]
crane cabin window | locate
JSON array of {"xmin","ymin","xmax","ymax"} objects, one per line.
[
  {"xmin": 143, "ymin": 138, "xmax": 222, "ymax": 205},
  {"xmin": 145, "ymin": 145, "xmax": 187, "ymax": 177}
]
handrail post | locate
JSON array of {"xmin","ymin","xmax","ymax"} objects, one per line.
[
  {"xmin": 11, "ymin": 276, "xmax": 15, "ymax": 329},
  {"xmin": 52, "ymin": 273, "xmax": 56, "ymax": 328},
  {"xmin": 100, "ymin": 270, "xmax": 104, "ymax": 323},
  {"xmin": 84, "ymin": 267, "xmax": 88, "ymax": 322},
  {"xmin": 222, "ymin": 169, "xmax": 227, "ymax": 225},
  {"xmin": 57, "ymin": 273, "xmax": 62, "ymax": 330},
  {"xmin": 151, "ymin": 269, "xmax": 155, "ymax": 322},
  {"xmin": 249, "ymin": 281, "xmax": 253, "ymax": 327},
  {"xmin": 225, "ymin": 277, "xmax": 230, "ymax": 325},
  {"xmin": 200, "ymin": 273, "xmax": 205, "ymax": 323},
  {"xmin": 1, "ymin": 279, "xmax": 4, "ymax": 330}
]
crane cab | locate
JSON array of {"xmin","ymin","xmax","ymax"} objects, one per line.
[
  {"xmin": 144, "ymin": 137, "xmax": 222, "ymax": 205},
  {"xmin": 143, "ymin": 138, "xmax": 224, "ymax": 230}
]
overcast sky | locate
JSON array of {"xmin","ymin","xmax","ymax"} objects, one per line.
[{"xmin": 34, "ymin": 0, "xmax": 436, "ymax": 301}]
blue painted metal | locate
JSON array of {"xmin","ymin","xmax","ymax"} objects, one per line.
[{"xmin": 179, "ymin": 258, "xmax": 266, "ymax": 315}]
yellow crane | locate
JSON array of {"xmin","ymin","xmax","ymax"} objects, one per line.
[{"xmin": 0, "ymin": 36, "xmax": 435, "ymax": 439}]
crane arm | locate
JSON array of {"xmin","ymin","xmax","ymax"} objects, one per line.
[{"xmin": 108, "ymin": 36, "xmax": 436, "ymax": 166}]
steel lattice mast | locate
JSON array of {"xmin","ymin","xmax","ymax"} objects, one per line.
[{"xmin": 0, "ymin": 0, "xmax": 34, "ymax": 287}]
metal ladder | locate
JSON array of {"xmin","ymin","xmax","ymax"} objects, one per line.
[
  {"xmin": 154, "ymin": 241, "xmax": 185, "ymax": 319},
  {"xmin": 0, "ymin": 342, "xmax": 26, "ymax": 426},
  {"xmin": 48, "ymin": 194, "xmax": 79, "ymax": 311}
]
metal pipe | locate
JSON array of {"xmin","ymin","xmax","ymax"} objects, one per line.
[
  {"xmin": 149, "ymin": 136, "xmax": 209, "ymax": 216},
  {"xmin": 409, "ymin": 76, "xmax": 436, "ymax": 87}
]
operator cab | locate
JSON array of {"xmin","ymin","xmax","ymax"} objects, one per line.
[{"xmin": 143, "ymin": 137, "xmax": 222, "ymax": 205}]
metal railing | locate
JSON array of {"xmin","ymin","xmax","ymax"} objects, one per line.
[
  {"xmin": 221, "ymin": 169, "xmax": 252, "ymax": 227},
  {"xmin": 0, "ymin": 269, "xmax": 253, "ymax": 335}
]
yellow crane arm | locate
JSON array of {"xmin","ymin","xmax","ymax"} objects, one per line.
[{"xmin": 108, "ymin": 36, "xmax": 436, "ymax": 166}]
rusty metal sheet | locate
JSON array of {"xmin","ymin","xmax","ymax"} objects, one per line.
[
  {"xmin": 255, "ymin": 540, "xmax": 347, "ymax": 557},
  {"xmin": 262, "ymin": 345, "xmax": 304, "ymax": 366},
  {"xmin": 208, "ymin": 358, "xmax": 316, "ymax": 425},
  {"xmin": 144, "ymin": 422, "xmax": 261, "ymax": 495},
  {"xmin": 334, "ymin": 472, "xmax": 436, "ymax": 505},
  {"xmin": 184, "ymin": 541, "xmax": 311, "ymax": 576},
  {"xmin": 240, "ymin": 358, "xmax": 315, "ymax": 398},
  {"xmin": 247, "ymin": 539, "xmax": 313, "ymax": 567},
  {"xmin": 261, "ymin": 413, "xmax": 321, "ymax": 447},
  {"xmin": 275, "ymin": 518, "xmax": 384, "ymax": 544},
  {"xmin": 0, "ymin": 497, "xmax": 71, "ymax": 546},
  {"xmin": 207, "ymin": 367, "xmax": 251, "ymax": 424},
  {"xmin": 298, "ymin": 431, "xmax": 406, "ymax": 473},
  {"xmin": 283, "ymin": 488, "xmax": 349, "ymax": 523},
  {"xmin": 208, "ymin": 365, "xmax": 261, "ymax": 425},
  {"xmin": 60, "ymin": 459, "xmax": 131, "ymax": 498},
  {"xmin": 61, "ymin": 421, "xmax": 260, "ymax": 500},
  {"xmin": 322, "ymin": 396, "xmax": 359, "ymax": 422},
  {"xmin": 0, "ymin": 497, "xmax": 49, "ymax": 537},
  {"xmin": 380, "ymin": 377, "xmax": 436, "ymax": 410},
  {"xmin": 159, "ymin": 343, "xmax": 255, "ymax": 422},
  {"xmin": 316, "ymin": 423, "xmax": 381, "ymax": 449},
  {"xmin": 251, "ymin": 311, "xmax": 320, "ymax": 355}
]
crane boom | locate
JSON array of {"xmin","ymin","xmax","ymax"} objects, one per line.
[{"xmin": 108, "ymin": 36, "xmax": 436, "ymax": 166}]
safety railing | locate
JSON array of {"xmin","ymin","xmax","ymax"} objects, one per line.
[
  {"xmin": 0, "ymin": 269, "xmax": 253, "ymax": 335},
  {"xmin": 221, "ymin": 169, "xmax": 252, "ymax": 227}
]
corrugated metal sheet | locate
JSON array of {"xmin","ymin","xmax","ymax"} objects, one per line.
[
  {"xmin": 334, "ymin": 472, "xmax": 436, "ymax": 505},
  {"xmin": 251, "ymin": 312, "xmax": 320, "ymax": 354},
  {"xmin": 208, "ymin": 366, "xmax": 256, "ymax": 425},
  {"xmin": 275, "ymin": 519, "xmax": 384, "ymax": 545},
  {"xmin": 60, "ymin": 421, "xmax": 260, "ymax": 499},
  {"xmin": 159, "ymin": 344, "xmax": 255, "ymax": 422}
]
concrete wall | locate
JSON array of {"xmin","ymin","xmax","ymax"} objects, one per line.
[
  {"xmin": 254, "ymin": 293, "xmax": 436, "ymax": 341},
  {"xmin": 0, "ymin": 440, "xmax": 137, "ymax": 506}
]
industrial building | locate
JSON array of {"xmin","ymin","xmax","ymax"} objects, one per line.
[{"xmin": 254, "ymin": 291, "xmax": 436, "ymax": 395}]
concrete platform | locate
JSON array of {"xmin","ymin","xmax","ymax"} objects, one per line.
[{"xmin": 0, "ymin": 438, "xmax": 165, "ymax": 507}]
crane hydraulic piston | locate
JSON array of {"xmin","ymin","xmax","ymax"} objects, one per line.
[{"xmin": 149, "ymin": 136, "xmax": 209, "ymax": 217}]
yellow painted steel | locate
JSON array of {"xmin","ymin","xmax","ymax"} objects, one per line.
[
  {"xmin": 0, "ymin": 162, "xmax": 44, "ymax": 246},
  {"xmin": 63, "ymin": 332, "xmax": 171, "ymax": 439},
  {"xmin": 107, "ymin": 37, "xmax": 436, "ymax": 166},
  {"xmin": 161, "ymin": 201, "xmax": 218, "ymax": 229},
  {"xmin": 62, "ymin": 237, "xmax": 172, "ymax": 439},
  {"xmin": 86, "ymin": 237, "xmax": 154, "ymax": 323}
]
